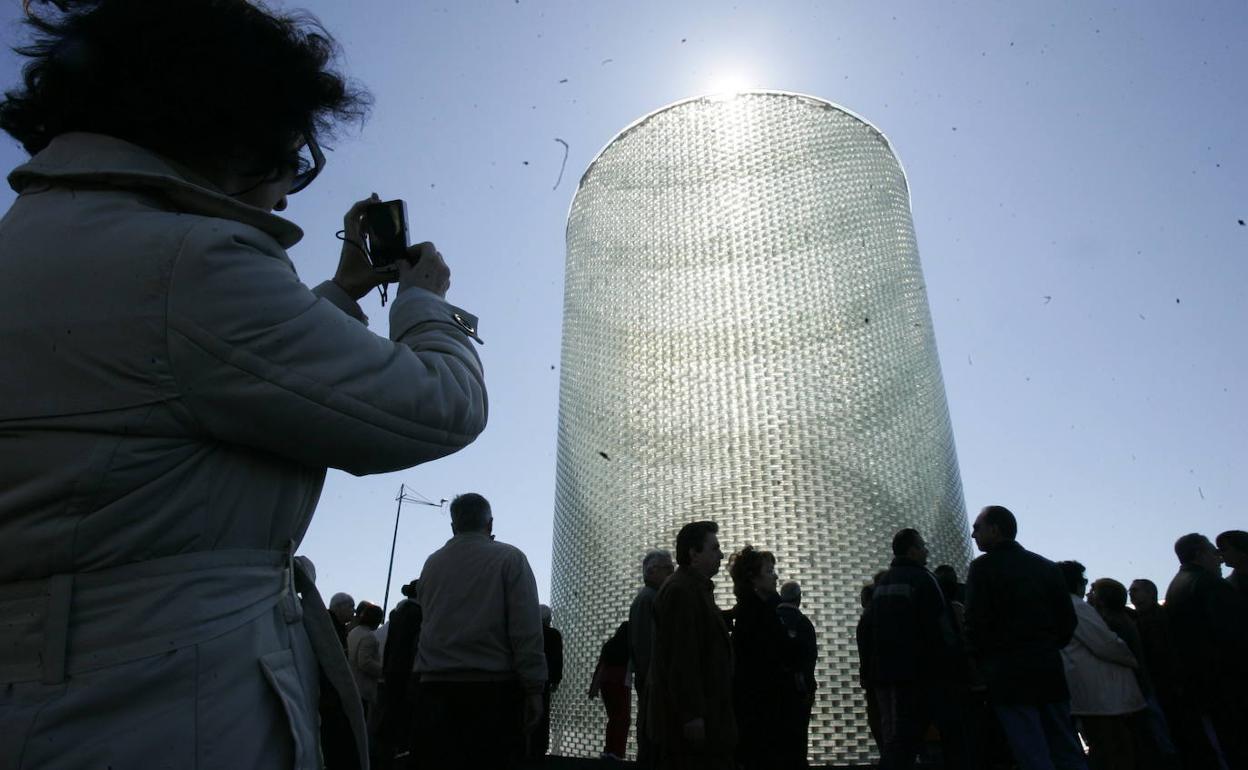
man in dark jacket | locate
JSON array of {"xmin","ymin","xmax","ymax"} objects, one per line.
[
  {"xmin": 630, "ymin": 548, "xmax": 675, "ymax": 768},
  {"xmin": 376, "ymin": 581, "xmax": 421, "ymax": 769},
  {"xmin": 777, "ymin": 580, "xmax": 818, "ymax": 767},
  {"xmin": 530, "ymin": 604, "xmax": 564, "ymax": 759},
  {"xmin": 647, "ymin": 520, "xmax": 735, "ymax": 769},
  {"xmin": 963, "ymin": 506, "xmax": 1086, "ymax": 770},
  {"xmin": 1216, "ymin": 529, "xmax": 1248, "ymax": 601},
  {"xmin": 872, "ymin": 528, "xmax": 969, "ymax": 770},
  {"xmin": 1164, "ymin": 532, "xmax": 1248, "ymax": 768}
]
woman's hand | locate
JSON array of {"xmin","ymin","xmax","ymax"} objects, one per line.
[
  {"xmin": 398, "ymin": 242, "xmax": 451, "ymax": 298},
  {"xmin": 332, "ymin": 193, "xmax": 397, "ymax": 300}
]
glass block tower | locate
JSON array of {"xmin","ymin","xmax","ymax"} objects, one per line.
[{"xmin": 549, "ymin": 91, "xmax": 972, "ymax": 765}]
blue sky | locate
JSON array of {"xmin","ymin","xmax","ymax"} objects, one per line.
[{"xmin": 2, "ymin": 1, "xmax": 1243, "ymax": 609}]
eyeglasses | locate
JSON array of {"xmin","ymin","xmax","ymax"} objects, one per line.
[{"xmin": 288, "ymin": 132, "xmax": 325, "ymax": 195}]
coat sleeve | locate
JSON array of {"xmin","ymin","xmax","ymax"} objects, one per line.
[
  {"xmin": 548, "ymin": 629, "xmax": 565, "ymax": 688},
  {"xmin": 505, "ymin": 550, "xmax": 548, "ymax": 693},
  {"xmin": 165, "ymin": 220, "xmax": 486, "ymax": 475},
  {"xmin": 963, "ymin": 560, "xmax": 988, "ymax": 656},
  {"xmin": 629, "ymin": 591, "xmax": 656, "ymax": 684},
  {"xmin": 1073, "ymin": 602, "xmax": 1138, "ymax": 668},
  {"xmin": 358, "ymin": 632, "xmax": 384, "ymax": 679},
  {"xmin": 662, "ymin": 586, "xmax": 709, "ymax": 724}
]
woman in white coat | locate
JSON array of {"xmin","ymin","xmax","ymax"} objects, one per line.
[
  {"xmin": 348, "ymin": 604, "xmax": 385, "ymax": 717},
  {"xmin": 1056, "ymin": 562, "xmax": 1146, "ymax": 770},
  {"xmin": 0, "ymin": 2, "xmax": 486, "ymax": 769}
]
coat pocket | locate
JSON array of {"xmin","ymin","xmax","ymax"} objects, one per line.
[{"xmin": 259, "ymin": 649, "xmax": 319, "ymax": 770}]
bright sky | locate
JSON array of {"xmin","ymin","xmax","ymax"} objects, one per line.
[{"xmin": 1, "ymin": 1, "xmax": 1243, "ymax": 611}]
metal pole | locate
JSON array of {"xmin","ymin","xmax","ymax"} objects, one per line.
[{"xmin": 382, "ymin": 483, "xmax": 405, "ymax": 615}]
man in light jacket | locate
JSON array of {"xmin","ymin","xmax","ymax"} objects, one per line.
[
  {"xmin": 1055, "ymin": 561, "xmax": 1144, "ymax": 770},
  {"xmin": 413, "ymin": 493, "xmax": 547, "ymax": 768}
]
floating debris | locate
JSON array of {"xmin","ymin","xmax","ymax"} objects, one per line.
[
  {"xmin": 598, "ymin": 451, "xmax": 610, "ymax": 460},
  {"xmin": 553, "ymin": 138, "xmax": 570, "ymax": 191}
]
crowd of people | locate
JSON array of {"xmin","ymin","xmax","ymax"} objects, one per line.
[
  {"xmin": 1, "ymin": 2, "xmax": 1243, "ymax": 770},
  {"xmin": 850, "ymin": 509, "xmax": 1248, "ymax": 770},
  {"xmin": 311, "ymin": 504, "xmax": 1248, "ymax": 770}
]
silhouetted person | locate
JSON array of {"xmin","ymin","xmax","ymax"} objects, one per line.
[
  {"xmin": 1164, "ymin": 533, "xmax": 1248, "ymax": 768},
  {"xmin": 857, "ymin": 577, "xmax": 885, "ymax": 755},
  {"xmin": 1216, "ymin": 530, "xmax": 1248, "ymax": 602},
  {"xmin": 1130, "ymin": 578, "xmax": 1199, "ymax": 769},
  {"xmin": 631, "ymin": 548, "xmax": 675, "ymax": 768},
  {"xmin": 1090, "ymin": 578, "xmax": 1179, "ymax": 769},
  {"xmin": 777, "ymin": 580, "xmax": 818, "ymax": 768},
  {"xmin": 527, "ymin": 604, "xmax": 564, "ymax": 760},
  {"xmin": 964, "ymin": 505, "xmax": 1087, "ymax": 770},
  {"xmin": 323, "ymin": 591, "xmax": 359, "ymax": 769},
  {"xmin": 647, "ymin": 520, "xmax": 735, "ymax": 769},
  {"xmin": 589, "ymin": 621, "xmax": 633, "ymax": 760},
  {"xmin": 871, "ymin": 528, "xmax": 969, "ymax": 770},
  {"xmin": 413, "ymin": 493, "xmax": 547, "ymax": 769},
  {"xmin": 1056, "ymin": 561, "xmax": 1143, "ymax": 770},
  {"xmin": 330, "ymin": 592, "xmax": 356, "ymax": 651},
  {"xmin": 729, "ymin": 545, "xmax": 798, "ymax": 770},
  {"xmin": 377, "ymin": 580, "xmax": 421, "ymax": 770}
]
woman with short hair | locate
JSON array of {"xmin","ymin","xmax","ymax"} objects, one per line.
[
  {"xmin": 0, "ymin": 2, "xmax": 487, "ymax": 768},
  {"xmin": 729, "ymin": 545, "xmax": 800, "ymax": 769}
]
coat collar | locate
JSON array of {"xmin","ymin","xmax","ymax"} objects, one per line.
[{"xmin": 8, "ymin": 132, "xmax": 304, "ymax": 249}]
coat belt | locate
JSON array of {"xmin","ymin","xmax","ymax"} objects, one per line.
[{"xmin": 0, "ymin": 547, "xmax": 370, "ymax": 768}]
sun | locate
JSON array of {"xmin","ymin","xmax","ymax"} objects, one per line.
[{"xmin": 706, "ymin": 70, "xmax": 757, "ymax": 97}]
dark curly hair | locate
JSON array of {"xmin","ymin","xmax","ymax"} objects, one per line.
[
  {"xmin": 728, "ymin": 544, "xmax": 775, "ymax": 601},
  {"xmin": 1, "ymin": 0, "xmax": 370, "ymax": 179}
]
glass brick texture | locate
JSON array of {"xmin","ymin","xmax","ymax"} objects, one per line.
[{"xmin": 550, "ymin": 92, "xmax": 972, "ymax": 766}]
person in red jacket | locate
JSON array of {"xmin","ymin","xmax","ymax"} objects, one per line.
[{"xmin": 589, "ymin": 621, "xmax": 633, "ymax": 760}]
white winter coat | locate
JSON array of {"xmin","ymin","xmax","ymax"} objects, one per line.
[
  {"xmin": 1061, "ymin": 596, "xmax": 1146, "ymax": 716},
  {"xmin": 348, "ymin": 625, "xmax": 383, "ymax": 703},
  {"xmin": 0, "ymin": 133, "xmax": 487, "ymax": 769}
]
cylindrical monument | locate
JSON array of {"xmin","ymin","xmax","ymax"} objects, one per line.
[{"xmin": 550, "ymin": 91, "xmax": 972, "ymax": 765}]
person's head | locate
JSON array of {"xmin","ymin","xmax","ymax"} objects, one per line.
[
  {"xmin": 728, "ymin": 545, "xmax": 777, "ymax": 601},
  {"xmin": 401, "ymin": 580, "xmax": 419, "ymax": 600},
  {"xmin": 972, "ymin": 505, "xmax": 1017, "ymax": 552},
  {"xmin": 540, "ymin": 604, "xmax": 552, "ymax": 628},
  {"xmin": 1089, "ymin": 578, "xmax": 1128, "ymax": 615},
  {"xmin": 328, "ymin": 592, "xmax": 354, "ymax": 624},
  {"xmin": 1056, "ymin": 560, "xmax": 1088, "ymax": 597},
  {"xmin": 779, "ymin": 580, "xmax": 802, "ymax": 606},
  {"xmin": 933, "ymin": 564, "xmax": 959, "ymax": 602},
  {"xmin": 357, "ymin": 602, "xmax": 383, "ymax": 630},
  {"xmin": 1129, "ymin": 579, "xmax": 1159, "ymax": 611},
  {"xmin": 892, "ymin": 528, "xmax": 929, "ymax": 567},
  {"xmin": 1215, "ymin": 530, "xmax": 1248, "ymax": 571},
  {"xmin": 1, "ymin": 0, "xmax": 370, "ymax": 212},
  {"xmin": 641, "ymin": 549, "xmax": 675, "ymax": 589},
  {"xmin": 450, "ymin": 493, "xmax": 492, "ymax": 535},
  {"xmin": 675, "ymin": 520, "xmax": 723, "ymax": 578},
  {"xmin": 860, "ymin": 583, "xmax": 875, "ymax": 609},
  {"xmin": 1175, "ymin": 533, "xmax": 1222, "ymax": 574}
]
